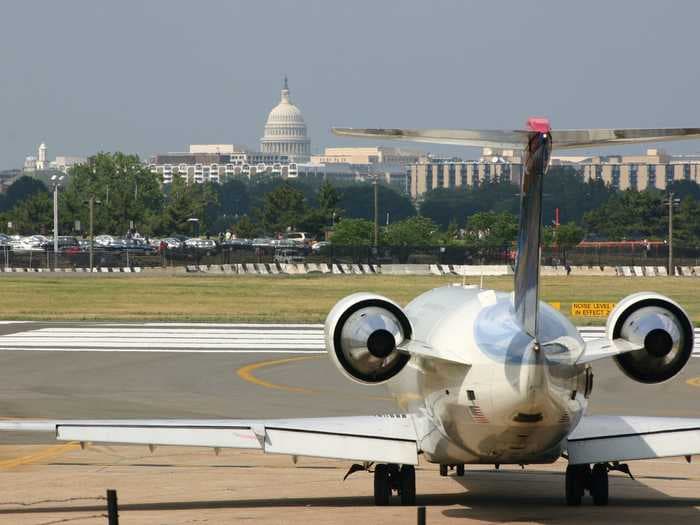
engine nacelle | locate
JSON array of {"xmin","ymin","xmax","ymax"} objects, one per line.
[
  {"xmin": 607, "ymin": 292, "xmax": 694, "ymax": 384},
  {"xmin": 325, "ymin": 292, "xmax": 412, "ymax": 385}
]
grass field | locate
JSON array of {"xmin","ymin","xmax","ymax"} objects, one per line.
[{"xmin": 0, "ymin": 274, "xmax": 699, "ymax": 324}]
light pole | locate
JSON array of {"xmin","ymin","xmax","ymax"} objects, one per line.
[
  {"xmin": 88, "ymin": 196, "xmax": 102, "ymax": 272},
  {"xmin": 50, "ymin": 175, "xmax": 65, "ymax": 267},
  {"xmin": 372, "ymin": 176, "xmax": 379, "ymax": 247},
  {"xmin": 665, "ymin": 192, "xmax": 681, "ymax": 276}
]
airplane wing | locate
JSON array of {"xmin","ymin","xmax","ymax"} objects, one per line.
[
  {"xmin": 0, "ymin": 415, "xmax": 420, "ymax": 465},
  {"xmin": 332, "ymin": 126, "xmax": 700, "ymax": 151},
  {"xmin": 567, "ymin": 415, "xmax": 700, "ymax": 465}
]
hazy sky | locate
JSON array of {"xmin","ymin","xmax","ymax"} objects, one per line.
[{"xmin": 2, "ymin": 0, "xmax": 700, "ymax": 169}]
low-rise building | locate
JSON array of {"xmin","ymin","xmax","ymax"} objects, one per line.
[{"xmin": 149, "ymin": 145, "xmax": 297, "ymax": 184}]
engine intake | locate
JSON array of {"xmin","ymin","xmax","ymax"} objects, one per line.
[
  {"xmin": 325, "ymin": 293, "xmax": 412, "ymax": 384},
  {"xmin": 607, "ymin": 292, "xmax": 694, "ymax": 384}
]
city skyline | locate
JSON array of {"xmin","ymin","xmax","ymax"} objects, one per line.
[{"xmin": 3, "ymin": 1, "xmax": 700, "ymax": 170}]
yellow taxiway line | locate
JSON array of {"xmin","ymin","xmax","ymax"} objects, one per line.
[
  {"xmin": 236, "ymin": 355, "xmax": 321, "ymax": 394},
  {"xmin": 236, "ymin": 355, "xmax": 392, "ymax": 401},
  {"xmin": 0, "ymin": 441, "xmax": 80, "ymax": 470},
  {"xmin": 686, "ymin": 376, "xmax": 700, "ymax": 388}
]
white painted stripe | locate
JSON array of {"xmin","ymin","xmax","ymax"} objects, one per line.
[
  {"xmin": 22, "ymin": 329, "xmax": 324, "ymax": 337},
  {"xmin": 141, "ymin": 323, "xmax": 325, "ymax": 328},
  {"xmin": 0, "ymin": 347, "xmax": 325, "ymax": 354},
  {"xmin": 0, "ymin": 340, "xmax": 324, "ymax": 349}
]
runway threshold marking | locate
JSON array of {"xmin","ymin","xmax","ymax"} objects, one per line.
[
  {"xmin": 0, "ymin": 441, "xmax": 80, "ymax": 470},
  {"xmin": 237, "ymin": 356, "xmax": 321, "ymax": 394}
]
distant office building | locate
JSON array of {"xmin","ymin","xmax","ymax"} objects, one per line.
[
  {"xmin": 260, "ymin": 77, "xmax": 311, "ymax": 162},
  {"xmin": 149, "ymin": 145, "xmax": 298, "ymax": 184},
  {"xmin": 408, "ymin": 147, "xmax": 700, "ymax": 199},
  {"xmin": 573, "ymin": 149, "xmax": 700, "ymax": 190},
  {"xmin": 310, "ymin": 146, "xmax": 422, "ymax": 166},
  {"xmin": 408, "ymin": 148, "xmax": 523, "ymax": 200},
  {"xmin": 305, "ymin": 146, "xmax": 420, "ymax": 194}
]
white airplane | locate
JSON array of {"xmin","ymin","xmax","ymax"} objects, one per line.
[{"xmin": 2, "ymin": 119, "xmax": 700, "ymax": 507}]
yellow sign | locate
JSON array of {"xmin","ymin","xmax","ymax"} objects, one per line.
[
  {"xmin": 548, "ymin": 302, "xmax": 561, "ymax": 310},
  {"xmin": 571, "ymin": 302, "xmax": 615, "ymax": 317}
]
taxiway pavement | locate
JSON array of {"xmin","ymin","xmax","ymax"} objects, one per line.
[{"xmin": 1, "ymin": 321, "xmax": 700, "ymax": 523}]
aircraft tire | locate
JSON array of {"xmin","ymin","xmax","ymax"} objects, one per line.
[
  {"xmin": 590, "ymin": 464, "xmax": 609, "ymax": 506},
  {"xmin": 565, "ymin": 464, "xmax": 587, "ymax": 506},
  {"xmin": 399, "ymin": 465, "xmax": 416, "ymax": 506},
  {"xmin": 439, "ymin": 464, "xmax": 448, "ymax": 476},
  {"xmin": 456, "ymin": 464, "xmax": 465, "ymax": 476},
  {"xmin": 374, "ymin": 464, "xmax": 391, "ymax": 506}
]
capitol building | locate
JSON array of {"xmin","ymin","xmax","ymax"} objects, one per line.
[{"xmin": 260, "ymin": 77, "xmax": 311, "ymax": 162}]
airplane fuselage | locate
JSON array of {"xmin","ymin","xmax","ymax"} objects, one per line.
[{"xmin": 387, "ymin": 284, "xmax": 589, "ymax": 465}]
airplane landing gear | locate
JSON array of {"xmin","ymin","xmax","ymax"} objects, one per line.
[
  {"xmin": 565, "ymin": 463, "xmax": 609, "ymax": 506},
  {"xmin": 374, "ymin": 464, "xmax": 416, "ymax": 506},
  {"xmin": 439, "ymin": 464, "xmax": 465, "ymax": 476}
]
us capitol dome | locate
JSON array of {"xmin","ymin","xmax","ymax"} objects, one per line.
[{"xmin": 260, "ymin": 76, "xmax": 311, "ymax": 162}]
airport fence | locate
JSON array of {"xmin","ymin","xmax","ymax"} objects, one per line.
[{"xmin": 2, "ymin": 243, "xmax": 700, "ymax": 271}]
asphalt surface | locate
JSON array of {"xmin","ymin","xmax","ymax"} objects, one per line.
[
  {"xmin": 0, "ymin": 321, "xmax": 699, "ymax": 425},
  {"xmin": 1, "ymin": 321, "xmax": 700, "ymax": 523}
]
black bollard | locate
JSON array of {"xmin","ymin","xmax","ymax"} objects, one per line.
[
  {"xmin": 417, "ymin": 505, "xmax": 426, "ymax": 525},
  {"xmin": 106, "ymin": 489, "xmax": 119, "ymax": 525}
]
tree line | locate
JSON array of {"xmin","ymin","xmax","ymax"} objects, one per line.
[{"xmin": 1, "ymin": 152, "xmax": 700, "ymax": 248}]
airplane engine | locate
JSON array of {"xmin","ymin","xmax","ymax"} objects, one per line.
[
  {"xmin": 607, "ymin": 292, "xmax": 694, "ymax": 384},
  {"xmin": 325, "ymin": 293, "xmax": 412, "ymax": 385}
]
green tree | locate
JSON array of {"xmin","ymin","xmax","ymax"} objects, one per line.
[
  {"xmin": 330, "ymin": 218, "xmax": 375, "ymax": 245},
  {"xmin": 339, "ymin": 183, "xmax": 415, "ymax": 223},
  {"xmin": 0, "ymin": 176, "xmax": 48, "ymax": 213},
  {"xmin": 233, "ymin": 215, "xmax": 259, "ymax": 239},
  {"xmin": 63, "ymin": 152, "xmax": 162, "ymax": 235},
  {"xmin": 384, "ymin": 216, "xmax": 437, "ymax": 246},
  {"xmin": 259, "ymin": 183, "xmax": 307, "ymax": 234},
  {"xmin": 465, "ymin": 211, "xmax": 518, "ymax": 248},
  {"xmin": 160, "ymin": 175, "xmax": 216, "ymax": 235},
  {"xmin": 1, "ymin": 191, "xmax": 53, "ymax": 235},
  {"xmin": 583, "ymin": 190, "xmax": 665, "ymax": 240}
]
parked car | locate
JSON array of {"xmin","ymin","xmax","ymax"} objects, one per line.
[
  {"xmin": 284, "ymin": 232, "xmax": 314, "ymax": 246},
  {"xmin": 252, "ymin": 238, "xmax": 274, "ymax": 248},
  {"xmin": 161, "ymin": 237, "xmax": 184, "ymax": 249},
  {"xmin": 220, "ymin": 238, "xmax": 252, "ymax": 248},
  {"xmin": 311, "ymin": 241, "xmax": 330, "ymax": 253},
  {"xmin": 122, "ymin": 238, "xmax": 157, "ymax": 254},
  {"xmin": 44, "ymin": 236, "xmax": 81, "ymax": 254},
  {"xmin": 95, "ymin": 234, "xmax": 117, "ymax": 247},
  {"xmin": 273, "ymin": 247, "xmax": 305, "ymax": 264},
  {"xmin": 10, "ymin": 235, "xmax": 48, "ymax": 252},
  {"xmin": 184, "ymin": 238, "xmax": 219, "ymax": 256}
]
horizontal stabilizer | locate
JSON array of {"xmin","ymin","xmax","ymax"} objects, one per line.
[
  {"xmin": 568, "ymin": 415, "xmax": 700, "ymax": 464},
  {"xmin": 0, "ymin": 416, "xmax": 420, "ymax": 465},
  {"xmin": 332, "ymin": 127, "xmax": 700, "ymax": 151},
  {"xmin": 576, "ymin": 337, "xmax": 643, "ymax": 364},
  {"xmin": 398, "ymin": 339, "xmax": 470, "ymax": 365}
]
